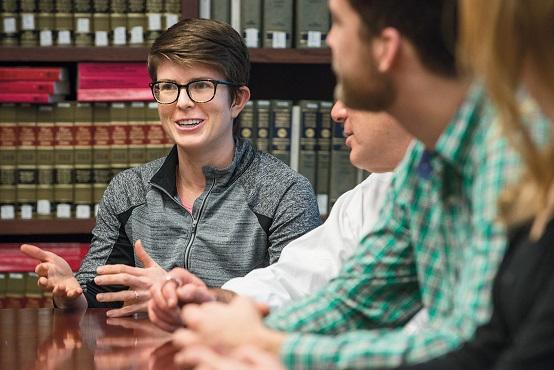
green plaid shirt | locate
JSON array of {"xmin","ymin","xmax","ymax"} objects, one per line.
[{"xmin": 266, "ymin": 86, "xmax": 520, "ymax": 369}]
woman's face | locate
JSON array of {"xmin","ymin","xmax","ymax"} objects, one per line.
[{"xmin": 155, "ymin": 60, "xmax": 248, "ymax": 153}]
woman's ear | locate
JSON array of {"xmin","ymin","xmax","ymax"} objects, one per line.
[{"xmin": 231, "ymin": 86, "xmax": 251, "ymax": 118}]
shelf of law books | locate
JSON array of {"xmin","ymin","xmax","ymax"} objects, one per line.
[
  {"xmin": 1, "ymin": 0, "xmax": 329, "ymax": 49},
  {"xmin": 0, "ymin": 0, "xmax": 350, "ymax": 287}
]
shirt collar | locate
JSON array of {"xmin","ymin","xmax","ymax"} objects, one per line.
[
  {"xmin": 150, "ymin": 138, "xmax": 254, "ymax": 195},
  {"xmin": 432, "ymin": 83, "xmax": 487, "ymax": 173}
]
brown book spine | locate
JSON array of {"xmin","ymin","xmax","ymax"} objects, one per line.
[
  {"xmin": 255, "ymin": 100, "xmax": 271, "ymax": 153},
  {"xmin": 128, "ymin": 102, "xmax": 147, "ymax": 167},
  {"xmin": 74, "ymin": 102, "xmax": 94, "ymax": 219},
  {"xmin": 15, "ymin": 104, "xmax": 38, "ymax": 219},
  {"xmin": 92, "ymin": 103, "xmax": 111, "ymax": 214},
  {"xmin": 53, "ymin": 102, "xmax": 75, "ymax": 218},
  {"xmin": 0, "ymin": 103, "xmax": 18, "ymax": 219},
  {"xmin": 109, "ymin": 102, "xmax": 129, "ymax": 177},
  {"xmin": 36, "ymin": 105, "xmax": 55, "ymax": 218},
  {"xmin": 145, "ymin": 102, "xmax": 167, "ymax": 161}
]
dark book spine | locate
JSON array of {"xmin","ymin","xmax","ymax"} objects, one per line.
[
  {"xmin": 0, "ymin": 103, "xmax": 18, "ymax": 219},
  {"xmin": 36, "ymin": 105, "xmax": 55, "ymax": 219},
  {"xmin": 92, "ymin": 102, "xmax": 112, "ymax": 215},
  {"xmin": 270, "ymin": 100, "xmax": 293, "ymax": 165},
  {"xmin": 255, "ymin": 100, "xmax": 271, "ymax": 153},
  {"xmin": 15, "ymin": 104, "xmax": 38, "ymax": 219},
  {"xmin": 298, "ymin": 100, "xmax": 319, "ymax": 189},
  {"xmin": 53, "ymin": 102, "xmax": 75, "ymax": 218},
  {"xmin": 74, "ymin": 102, "xmax": 94, "ymax": 218}
]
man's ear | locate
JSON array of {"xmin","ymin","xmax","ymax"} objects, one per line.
[
  {"xmin": 373, "ymin": 27, "xmax": 401, "ymax": 72},
  {"xmin": 231, "ymin": 86, "xmax": 251, "ymax": 118}
]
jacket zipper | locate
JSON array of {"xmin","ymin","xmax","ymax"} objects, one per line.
[{"xmin": 183, "ymin": 177, "xmax": 216, "ymax": 270}]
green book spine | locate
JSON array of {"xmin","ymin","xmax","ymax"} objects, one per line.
[
  {"xmin": 164, "ymin": 0, "xmax": 181, "ymax": 13},
  {"xmin": 92, "ymin": 0, "xmax": 110, "ymax": 46},
  {"xmin": 54, "ymin": 102, "xmax": 75, "ymax": 218},
  {"xmin": 263, "ymin": 0, "xmax": 293, "ymax": 48},
  {"xmin": 211, "ymin": 0, "xmax": 230, "ymax": 23},
  {"xmin": 255, "ymin": 100, "xmax": 271, "ymax": 153},
  {"xmin": 109, "ymin": 102, "xmax": 129, "ymax": 178},
  {"xmin": 128, "ymin": 1, "xmax": 145, "ymax": 45},
  {"xmin": 295, "ymin": 0, "xmax": 329, "ymax": 48},
  {"xmin": 19, "ymin": 0, "xmax": 38, "ymax": 47},
  {"xmin": 238, "ymin": 100, "xmax": 256, "ymax": 147},
  {"xmin": 0, "ymin": 273, "xmax": 6, "ymax": 308},
  {"xmin": 145, "ymin": 0, "xmax": 163, "ymax": 45},
  {"xmin": 37, "ymin": 0, "xmax": 55, "ymax": 46},
  {"xmin": 127, "ymin": 13, "xmax": 146, "ymax": 46},
  {"xmin": 316, "ymin": 101, "xmax": 332, "ymax": 215},
  {"xmin": 0, "ymin": 104, "xmax": 17, "ymax": 219},
  {"xmin": 74, "ymin": 0, "xmax": 93, "ymax": 46},
  {"xmin": 145, "ymin": 102, "xmax": 167, "ymax": 161},
  {"xmin": 36, "ymin": 105, "xmax": 55, "ymax": 219},
  {"xmin": 128, "ymin": 102, "xmax": 147, "ymax": 167},
  {"xmin": 54, "ymin": 0, "xmax": 74, "ymax": 46},
  {"xmin": 329, "ymin": 106, "xmax": 357, "ymax": 209},
  {"xmin": 0, "ymin": 12, "xmax": 19, "ymax": 46},
  {"xmin": 240, "ymin": 0, "xmax": 261, "ymax": 48},
  {"xmin": 24, "ymin": 272, "xmax": 43, "ymax": 308},
  {"xmin": 92, "ymin": 103, "xmax": 112, "ymax": 213},
  {"xmin": 16, "ymin": 104, "xmax": 38, "ymax": 219},
  {"xmin": 5, "ymin": 272, "xmax": 26, "ymax": 308},
  {"xmin": 74, "ymin": 102, "xmax": 94, "ymax": 219},
  {"xmin": 270, "ymin": 100, "xmax": 293, "ymax": 165},
  {"xmin": 298, "ymin": 100, "xmax": 319, "ymax": 189}
]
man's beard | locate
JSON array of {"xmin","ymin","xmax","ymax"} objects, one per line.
[{"xmin": 334, "ymin": 68, "xmax": 395, "ymax": 112}]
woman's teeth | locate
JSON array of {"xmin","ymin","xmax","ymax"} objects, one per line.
[{"xmin": 176, "ymin": 119, "xmax": 202, "ymax": 127}]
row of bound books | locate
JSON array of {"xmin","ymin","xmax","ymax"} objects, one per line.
[
  {"xmin": 200, "ymin": 0, "xmax": 330, "ymax": 48},
  {"xmin": 237, "ymin": 99, "xmax": 367, "ymax": 215},
  {"xmin": 0, "ymin": 98, "xmax": 364, "ymax": 220},
  {"xmin": 0, "ymin": 101, "xmax": 173, "ymax": 220},
  {"xmin": 0, "ymin": 0, "xmax": 181, "ymax": 47},
  {"xmin": 0, "ymin": 242, "xmax": 89, "ymax": 308},
  {"xmin": 0, "ymin": 66, "xmax": 69, "ymax": 103}
]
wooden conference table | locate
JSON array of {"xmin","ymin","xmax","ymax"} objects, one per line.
[{"xmin": 0, "ymin": 308, "xmax": 180, "ymax": 370}]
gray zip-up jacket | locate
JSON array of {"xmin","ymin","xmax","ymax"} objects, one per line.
[{"xmin": 76, "ymin": 138, "xmax": 320, "ymax": 307}]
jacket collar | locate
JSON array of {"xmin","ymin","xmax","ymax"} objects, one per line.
[{"xmin": 150, "ymin": 138, "xmax": 255, "ymax": 195}]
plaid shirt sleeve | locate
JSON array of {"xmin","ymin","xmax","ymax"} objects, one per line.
[
  {"xmin": 264, "ymin": 169, "xmax": 423, "ymax": 335},
  {"xmin": 265, "ymin": 108, "xmax": 519, "ymax": 369}
]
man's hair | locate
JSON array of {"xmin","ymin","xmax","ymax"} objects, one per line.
[
  {"xmin": 348, "ymin": 0, "xmax": 458, "ymax": 77},
  {"xmin": 147, "ymin": 18, "xmax": 250, "ymax": 89}
]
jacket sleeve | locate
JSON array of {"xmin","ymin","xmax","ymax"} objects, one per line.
[
  {"xmin": 222, "ymin": 174, "xmax": 394, "ymax": 308},
  {"xmin": 75, "ymin": 177, "xmax": 136, "ymax": 308},
  {"xmin": 266, "ymin": 175, "xmax": 321, "ymax": 265}
]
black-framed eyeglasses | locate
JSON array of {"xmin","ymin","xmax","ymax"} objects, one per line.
[{"xmin": 149, "ymin": 79, "xmax": 242, "ymax": 104}]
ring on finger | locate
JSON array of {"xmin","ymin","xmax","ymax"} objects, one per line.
[{"xmin": 162, "ymin": 275, "xmax": 182, "ymax": 290}]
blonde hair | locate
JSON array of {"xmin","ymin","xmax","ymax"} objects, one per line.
[{"xmin": 459, "ymin": 0, "xmax": 554, "ymax": 239}]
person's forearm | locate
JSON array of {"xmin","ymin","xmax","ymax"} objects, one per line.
[{"xmin": 53, "ymin": 293, "xmax": 88, "ymax": 311}]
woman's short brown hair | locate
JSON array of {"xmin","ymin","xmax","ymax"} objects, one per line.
[{"xmin": 148, "ymin": 18, "xmax": 250, "ymax": 87}]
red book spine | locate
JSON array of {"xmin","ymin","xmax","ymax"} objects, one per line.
[
  {"xmin": 0, "ymin": 67, "xmax": 65, "ymax": 81},
  {"xmin": 78, "ymin": 63, "xmax": 149, "ymax": 76},
  {"xmin": 0, "ymin": 243, "xmax": 89, "ymax": 272},
  {"xmin": 77, "ymin": 88, "xmax": 153, "ymax": 102},
  {"xmin": 79, "ymin": 78, "xmax": 150, "ymax": 89},
  {"xmin": 0, "ymin": 81, "xmax": 67, "ymax": 94},
  {"xmin": 0, "ymin": 93, "xmax": 62, "ymax": 103}
]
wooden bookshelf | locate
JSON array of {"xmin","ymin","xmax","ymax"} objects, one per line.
[
  {"xmin": 0, "ymin": 219, "xmax": 95, "ymax": 236},
  {"xmin": 0, "ymin": 47, "xmax": 331, "ymax": 64}
]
